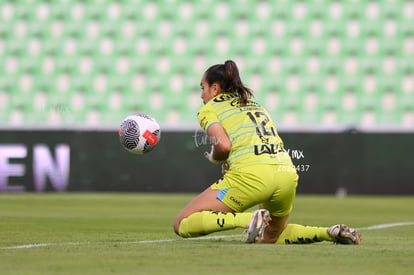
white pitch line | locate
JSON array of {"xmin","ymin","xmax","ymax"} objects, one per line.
[
  {"xmin": 6, "ymin": 243, "xmax": 50, "ymax": 249},
  {"xmin": 1, "ymin": 222, "xmax": 413, "ymax": 250},
  {"xmin": 129, "ymin": 239, "xmax": 176, "ymax": 244},
  {"xmin": 0, "ymin": 235, "xmax": 241, "ymax": 250},
  {"xmin": 358, "ymin": 221, "xmax": 414, "ymax": 230}
]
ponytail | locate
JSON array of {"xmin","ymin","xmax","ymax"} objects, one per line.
[{"xmin": 205, "ymin": 60, "xmax": 254, "ymax": 105}]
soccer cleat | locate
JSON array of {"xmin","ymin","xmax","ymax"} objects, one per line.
[
  {"xmin": 243, "ymin": 209, "xmax": 271, "ymax": 243},
  {"xmin": 328, "ymin": 224, "xmax": 362, "ymax": 244}
]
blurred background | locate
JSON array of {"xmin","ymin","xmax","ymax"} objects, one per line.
[
  {"xmin": 0, "ymin": 0, "xmax": 413, "ymax": 194},
  {"xmin": 1, "ymin": 0, "xmax": 413, "ymax": 130}
]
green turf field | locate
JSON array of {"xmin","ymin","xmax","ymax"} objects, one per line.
[{"xmin": 0, "ymin": 194, "xmax": 413, "ymax": 275}]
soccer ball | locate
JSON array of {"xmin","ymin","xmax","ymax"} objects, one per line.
[{"xmin": 118, "ymin": 113, "xmax": 161, "ymax": 155}]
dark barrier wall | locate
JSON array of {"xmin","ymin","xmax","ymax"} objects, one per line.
[{"xmin": 0, "ymin": 129, "xmax": 413, "ymax": 194}]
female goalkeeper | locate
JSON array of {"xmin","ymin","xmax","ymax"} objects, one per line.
[{"xmin": 173, "ymin": 60, "xmax": 361, "ymax": 244}]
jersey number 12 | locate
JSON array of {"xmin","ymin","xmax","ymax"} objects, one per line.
[{"xmin": 247, "ymin": 111, "xmax": 276, "ymax": 137}]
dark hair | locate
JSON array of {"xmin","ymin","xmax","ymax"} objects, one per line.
[{"xmin": 205, "ymin": 60, "xmax": 254, "ymax": 105}]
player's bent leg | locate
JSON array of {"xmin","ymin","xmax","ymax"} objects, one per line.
[
  {"xmin": 173, "ymin": 187, "xmax": 232, "ymax": 235},
  {"xmin": 178, "ymin": 210, "xmax": 252, "ymax": 238},
  {"xmin": 276, "ymin": 224, "xmax": 334, "ymax": 244},
  {"xmin": 174, "ymin": 187, "xmax": 251, "ymax": 237},
  {"xmin": 243, "ymin": 212, "xmax": 359, "ymax": 245},
  {"xmin": 275, "ymin": 223, "xmax": 362, "ymax": 245}
]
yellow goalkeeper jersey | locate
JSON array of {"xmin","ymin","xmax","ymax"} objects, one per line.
[{"xmin": 197, "ymin": 93, "xmax": 293, "ymax": 169}]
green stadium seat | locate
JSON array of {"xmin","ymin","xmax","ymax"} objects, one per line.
[{"xmin": 0, "ymin": 1, "xmax": 412, "ymax": 129}]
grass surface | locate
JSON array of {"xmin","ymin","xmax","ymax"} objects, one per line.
[{"xmin": 0, "ymin": 194, "xmax": 413, "ymax": 275}]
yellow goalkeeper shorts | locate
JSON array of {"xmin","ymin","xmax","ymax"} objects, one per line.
[{"xmin": 211, "ymin": 164, "xmax": 298, "ymax": 217}]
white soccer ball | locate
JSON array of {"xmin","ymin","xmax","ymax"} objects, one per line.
[{"xmin": 118, "ymin": 113, "xmax": 161, "ymax": 155}]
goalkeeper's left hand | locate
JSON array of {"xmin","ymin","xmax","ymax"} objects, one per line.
[{"xmin": 204, "ymin": 145, "xmax": 222, "ymax": 165}]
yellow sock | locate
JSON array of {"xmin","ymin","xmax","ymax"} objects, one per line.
[
  {"xmin": 276, "ymin": 224, "xmax": 333, "ymax": 244},
  {"xmin": 178, "ymin": 211, "xmax": 252, "ymax": 238}
]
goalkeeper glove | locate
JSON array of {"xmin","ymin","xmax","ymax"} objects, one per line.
[{"xmin": 204, "ymin": 145, "xmax": 222, "ymax": 165}]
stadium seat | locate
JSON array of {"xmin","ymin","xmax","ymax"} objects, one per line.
[{"xmin": 1, "ymin": 0, "xmax": 412, "ymax": 129}]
